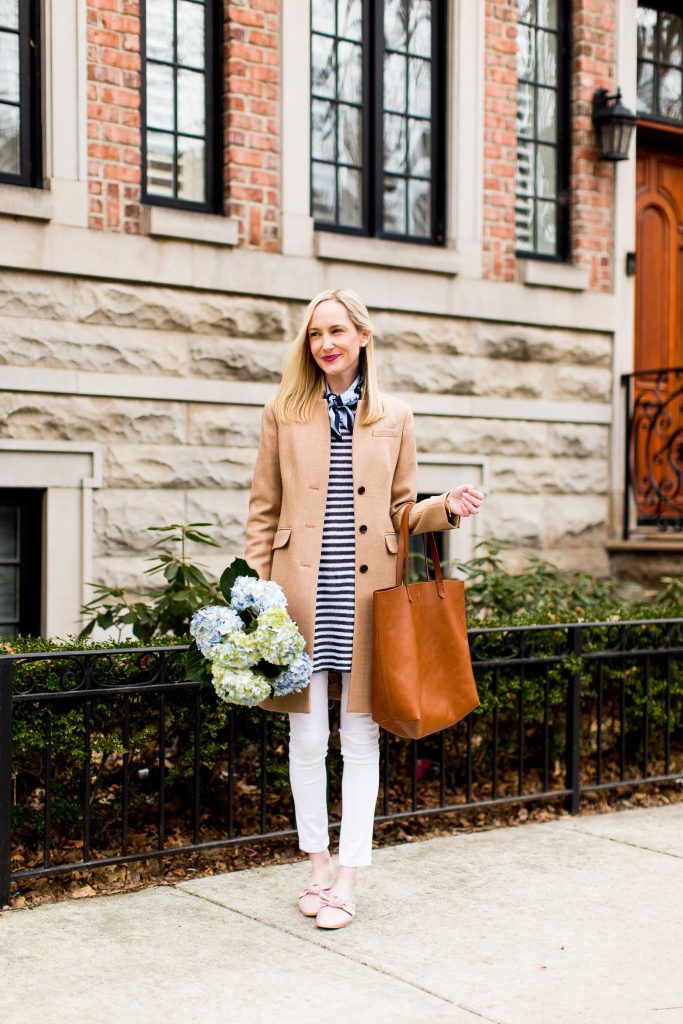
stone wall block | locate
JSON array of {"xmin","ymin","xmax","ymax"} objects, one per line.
[
  {"xmin": 547, "ymin": 423, "xmax": 609, "ymax": 458},
  {"xmin": 187, "ymin": 404, "xmax": 264, "ymax": 447},
  {"xmin": 482, "ymin": 493, "xmax": 545, "ymax": 547},
  {"xmin": 0, "ymin": 394, "xmax": 186, "ymax": 444},
  {"xmin": 0, "ymin": 318, "xmax": 190, "ymax": 377},
  {"xmin": 372, "ymin": 312, "xmax": 468, "ymax": 354},
  {"xmin": 472, "ymin": 322, "xmax": 612, "ymax": 366},
  {"xmin": 489, "ymin": 456, "xmax": 608, "ymax": 495},
  {"xmin": 553, "ymin": 365, "xmax": 611, "ymax": 403},
  {"xmin": 0, "ymin": 271, "xmax": 75, "ymax": 321},
  {"xmin": 415, "ymin": 416, "xmax": 549, "ymax": 457},
  {"xmin": 93, "ymin": 490, "xmax": 187, "ymax": 556},
  {"xmin": 185, "ymin": 492, "xmax": 251, "ymax": 547},
  {"xmin": 74, "ymin": 282, "xmax": 290, "ymax": 338},
  {"xmin": 543, "ymin": 494, "xmax": 608, "ymax": 546},
  {"xmin": 379, "ymin": 352, "xmax": 546, "ymax": 399},
  {"xmin": 104, "ymin": 445, "xmax": 255, "ymax": 489},
  {"xmin": 188, "ymin": 338, "xmax": 284, "ymax": 381}
]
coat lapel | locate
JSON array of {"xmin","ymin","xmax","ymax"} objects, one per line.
[{"xmin": 351, "ymin": 393, "xmax": 372, "ymax": 490}]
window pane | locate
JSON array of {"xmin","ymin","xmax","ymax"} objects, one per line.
[
  {"xmin": 147, "ymin": 62, "xmax": 175, "ymax": 130},
  {"xmin": 408, "ymin": 178, "xmax": 431, "ymax": 237},
  {"xmin": 146, "ymin": 0, "xmax": 175, "ymax": 62},
  {"xmin": 312, "ymin": 98, "xmax": 336, "ymax": 160},
  {"xmin": 0, "ymin": 102, "xmax": 19, "ymax": 173},
  {"xmin": 516, "ymin": 142, "xmax": 534, "ymax": 196},
  {"xmin": 177, "ymin": 1, "xmax": 205, "ymax": 69},
  {"xmin": 407, "ymin": 0, "xmax": 431, "ymax": 58},
  {"xmin": 312, "ymin": 161, "xmax": 336, "ymax": 221},
  {"xmin": 177, "ymin": 68, "xmax": 205, "ymax": 134},
  {"xmin": 146, "ymin": 130, "xmax": 175, "ymax": 195},
  {"xmin": 637, "ymin": 8, "xmax": 657, "ymax": 61},
  {"xmin": 337, "ymin": 40, "xmax": 362, "ymax": 102},
  {"xmin": 384, "ymin": 112, "xmax": 406, "ymax": 172},
  {"xmin": 407, "ymin": 118, "xmax": 430, "ymax": 177},
  {"xmin": 637, "ymin": 60, "xmax": 655, "ymax": 114},
  {"xmin": 384, "ymin": 0, "xmax": 406, "ymax": 52},
  {"xmin": 537, "ymin": 86, "xmax": 556, "ymax": 141},
  {"xmin": 0, "ymin": 506, "xmax": 17, "ymax": 559},
  {"xmin": 0, "ymin": 565, "xmax": 18, "ymax": 620},
  {"xmin": 312, "ymin": 33, "xmax": 336, "ymax": 98},
  {"xmin": 0, "ymin": 30, "xmax": 19, "ymax": 102},
  {"xmin": 537, "ymin": 29, "xmax": 557, "ymax": 86},
  {"xmin": 408, "ymin": 57, "xmax": 430, "ymax": 117},
  {"xmin": 536, "ymin": 144, "xmax": 556, "ymax": 198},
  {"xmin": 312, "ymin": 0, "xmax": 335, "ymax": 34},
  {"xmin": 384, "ymin": 52, "xmax": 406, "ymax": 112},
  {"xmin": 338, "ymin": 165, "xmax": 362, "ymax": 225},
  {"xmin": 660, "ymin": 13, "xmax": 682, "ymax": 67},
  {"xmin": 383, "ymin": 175, "xmax": 406, "ymax": 234},
  {"xmin": 518, "ymin": 0, "xmax": 536, "ymax": 24},
  {"xmin": 536, "ymin": 0, "xmax": 556, "ymax": 29},
  {"xmin": 338, "ymin": 103, "xmax": 361, "ymax": 164},
  {"xmin": 659, "ymin": 66, "xmax": 682, "ymax": 120},
  {"xmin": 536, "ymin": 199, "xmax": 557, "ymax": 254},
  {"xmin": 517, "ymin": 25, "xmax": 534, "ymax": 80},
  {"xmin": 517, "ymin": 82, "xmax": 534, "ymax": 137},
  {"xmin": 338, "ymin": 0, "xmax": 362, "ymax": 41},
  {"xmin": 0, "ymin": 1, "xmax": 19, "ymax": 31},
  {"xmin": 178, "ymin": 135, "xmax": 205, "ymax": 201}
]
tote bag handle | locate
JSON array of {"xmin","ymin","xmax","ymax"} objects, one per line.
[{"xmin": 395, "ymin": 502, "xmax": 446, "ymax": 599}]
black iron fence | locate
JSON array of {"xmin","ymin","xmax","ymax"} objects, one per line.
[
  {"xmin": 621, "ymin": 366, "xmax": 683, "ymax": 538},
  {"xmin": 2, "ymin": 617, "xmax": 682, "ymax": 906}
]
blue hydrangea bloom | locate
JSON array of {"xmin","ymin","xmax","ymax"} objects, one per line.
[
  {"xmin": 272, "ymin": 651, "xmax": 313, "ymax": 697},
  {"xmin": 230, "ymin": 576, "xmax": 287, "ymax": 614},
  {"xmin": 190, "ymin": 604, "xmax": 243, "ymax": 659}
]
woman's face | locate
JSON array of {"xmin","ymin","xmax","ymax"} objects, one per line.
[{"xmin": 308, "ymin": 299, "xmax": 368, "ymax": 393}]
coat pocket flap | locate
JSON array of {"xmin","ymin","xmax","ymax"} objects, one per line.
[
  {"xmin": 272, "ymin": 528, "xmax": 292, "ymax": 549},
  {"xmin": 384, "ymin": 531, "xmax": 399, "ymax": 554}
]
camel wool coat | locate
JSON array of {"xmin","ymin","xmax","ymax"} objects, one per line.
[{"xmin": 243, "ymin": 384, "xmax": 461, "ymax": 714}]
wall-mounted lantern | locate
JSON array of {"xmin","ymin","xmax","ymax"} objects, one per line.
[{"xmin": 592, "ymin": 88, "xmax": 636, "ymax": 161}]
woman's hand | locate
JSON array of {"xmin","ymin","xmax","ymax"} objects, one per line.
[{"xmin": 446, "ymin": 485, "xmax": 485, "ymax": 518}]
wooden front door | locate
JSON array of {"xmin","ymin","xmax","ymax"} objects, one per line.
[{"xmin": 632, "ymin": 144, "xmax": 683, "ymax": 527}]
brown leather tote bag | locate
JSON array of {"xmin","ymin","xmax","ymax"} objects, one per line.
[{"xmin": 371, "ymin": 502, "xmax": 480, "ymax": 739}]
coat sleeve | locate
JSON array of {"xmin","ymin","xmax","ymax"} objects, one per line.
[
  {"xmin": 244, "ymin": 398, "xmax": 282, "ymax": 580},
  {"xmin": 390, "ymin": 407, "xmax": 461, "ymax": 535}
]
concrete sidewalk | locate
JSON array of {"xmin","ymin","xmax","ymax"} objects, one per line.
[{"xmin": 1, "ymin": 803, "xmax": 682, "ymax": 1024}]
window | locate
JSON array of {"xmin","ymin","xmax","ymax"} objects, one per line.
[
  {"xmin": 310, "ymin": 0, "xmax": 447, "ymax": 244},
  {"xmin": 0, "ymin": 0, "xmax": 41, "ymax": 186},
  {"xmin": 515, "ymin": 0, "xmax": 570, "ymax": 260},
  {"xmin": 637, "ymin": 3, "xmax": 683, "ymax": 123},
  {"xmin": 141, "ymin": 0, "xmax": 221, "ymax": 211},
  {"xmin": 0, "ymin": 490, "xmax": 43, "ymax": 639}
]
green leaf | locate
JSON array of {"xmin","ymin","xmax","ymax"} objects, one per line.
[
  {"xmin": 185, "ymin": 640, "xmax": 212, "ymax": 684},
  {"xmin": 220, "ymin": 557, "xmax": 259, "ymax": 602}
]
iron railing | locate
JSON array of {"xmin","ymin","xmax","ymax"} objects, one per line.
[
  {"xmin": 622, "ymin": 367, "xmax": 683, "ymax": 538},
  {"xmin": 1, "ymin": 619, "xmax": 682, "ymax": 905}
]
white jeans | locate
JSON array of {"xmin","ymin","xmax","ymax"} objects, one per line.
[{"xmin": 288, "ymin": 669, "xmax": 380, "ymax": 867}]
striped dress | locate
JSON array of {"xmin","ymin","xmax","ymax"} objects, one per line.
[{"xmin": 312, "ymin": 421, "xmax": 355, "ymax": 671}]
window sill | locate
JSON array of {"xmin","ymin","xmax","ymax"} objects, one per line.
[
  {"xmin": 517, "ymin": 259, "xmax": 590, "ymax": 291},
  {"xmin": 0, "ymin": 182, "xmax": 53, "ymax": 221},
  {"xmin": 314, "ymin": 231, "xmax": 464, "ymax": 276},
  {"xmin": 140, "ymin": 205, "xmax": 239, "ymax": 246}
]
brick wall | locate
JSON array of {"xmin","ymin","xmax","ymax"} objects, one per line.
[
  {"xmin": 224, "ymin": 0, "xmax": 281, "ymax": 250},
  {"xmin": 482, "ymin": 0, "xmax": 616, "ymax": 292},
  {"xmin": 86, "ymin": 0, "xmax": 281, "ymax": 249},
  {"xmin": 87, "ymin": 0, "xmax": 142, "ymax": 234}
]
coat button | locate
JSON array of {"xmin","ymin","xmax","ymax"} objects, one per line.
[
  {"xmin": 359, "ymin": 564, "xmax": 368, "ymax": 573},
  {"xmin": 357, "ymin": 485, "xmax": 365, "ymax": 494},
  {"xmin": 359, "ymin": 524, "xmax": 368, "ymax": 533}
]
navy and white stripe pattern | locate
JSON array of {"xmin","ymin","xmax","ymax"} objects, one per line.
[
  {"xmin": 312, "ymin": 376, "xmax": 362, "ymax": 672},
  {"xmin": 325, "ymin": 373, "xmax": 363, "ymax": 439}
]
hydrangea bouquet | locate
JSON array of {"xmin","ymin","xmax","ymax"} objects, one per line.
[{"xmin": 185, "ymin": 557, "xmax": 312, "ymax": 706}]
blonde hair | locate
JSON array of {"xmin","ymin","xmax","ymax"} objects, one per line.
[{"xmin": 273, "ymin": 288, "xmax": 385, "ymax": 425}]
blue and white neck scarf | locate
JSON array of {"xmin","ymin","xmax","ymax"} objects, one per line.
[{"xmin": 325, "ymin": 373, "xmax": 363, "ymax": 439}]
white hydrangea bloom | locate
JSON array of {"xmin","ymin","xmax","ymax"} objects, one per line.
[
  {"xmin": 212, "ymin": 665, "xmax": 271, "ymax": 707},
  {"xmin": 190, "ymin": 605, "xmax": 244, "ymax": 659},
  {"xmin": 230, "ymin": 576, "xmax": 287, "ymax": 614}
]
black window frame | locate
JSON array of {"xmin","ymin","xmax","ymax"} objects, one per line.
[
  {"xmin": 140, "ymin": 0, "xmax": 223, "ymax": 213},
  {"xmin": 0, "ymin": 489, "xmax": 43, "ymax": 639},
  {"xmin": 310, "ymin": 0, "xmax": 448, "ymax": 247},
  {"xmin": 0, "ymin": 0, "xmax": 42, "ymax": 188},
  {"xmin": 514, "ymin": 0, "xmax": 571, "ymax": 263},
  {"xmin": 636, "ymin": 1, "xmax": 683, "ymax": 127}
]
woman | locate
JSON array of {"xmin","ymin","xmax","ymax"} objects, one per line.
[{"xmin": 244, "ymin": 288, "xmax": 484, "ymax": 930}]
